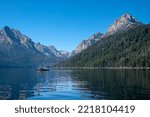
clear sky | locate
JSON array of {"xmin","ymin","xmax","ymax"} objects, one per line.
[{"xmin": 0, "ymin": 0, "xmax": 150, "ymax": 51}]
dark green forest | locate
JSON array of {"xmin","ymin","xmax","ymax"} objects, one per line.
[{"xmin": 57, "ymin": 24, "xmax": 150, "ymax": 67}]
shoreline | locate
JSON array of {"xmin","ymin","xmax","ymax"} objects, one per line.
[
  {"xmin": 0, "ymin": 66, "xmax": 150, "ymax": 70},
  {"xmin": 54, "ymin": 67, "xmax": 150, "ymax": 70}
]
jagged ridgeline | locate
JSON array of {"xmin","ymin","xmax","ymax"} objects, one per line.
[
  {"xmin": 57, "ymin": 24, "xmax": 150, "ymax": 67},
  {"xmin": 70, "ymin": 14, "xmax": 142, "ymax": 57},
  {"xmin": 0, "ymin": 26, "xmax": 70, "ymax": 67}
]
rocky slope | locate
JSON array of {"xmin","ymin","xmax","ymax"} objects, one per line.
[
  {"xmin": 34, "ymin": 43, "xmax": 70, "ymax": 58},
  {"xmin": 57, "ymin": 24, "xmax": 150, "ymax": 67},
  {"xmin": 71, "ymin": 32, "xmax": 103, "ymax": 56},
  {"xmin": 0, "ymin": 26, "xmax": 68, "ymax": 67},
  {"xmin": 57, "ymin": 14, "xmax": 150, "ymax": 67},
  {"xmin": 106, "ymin": 13, "xmax": 142, "ymax": 35},
  {"xmin": 71, "ymin": 13, "xmax": 142, "ymax": 56}
]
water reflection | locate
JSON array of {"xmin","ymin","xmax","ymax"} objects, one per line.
[
  {"xmin": 72, "ymin": 69, "xmax": 150, "ymax": 99},
  {"xmin": 0, "ymin": 68, "xmax": 150, "ymax": 100}
]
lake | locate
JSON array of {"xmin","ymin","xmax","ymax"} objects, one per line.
[{"xmin": 0, "ymin": 68, "xmax": 150, "ymax": 100}]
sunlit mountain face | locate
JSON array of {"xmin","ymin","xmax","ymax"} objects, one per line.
[{"xmin": 0, "ymin": 26, "xmax": 69, "ymax": 67}]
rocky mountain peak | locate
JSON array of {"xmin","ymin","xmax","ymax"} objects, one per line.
[
  {"xmin": 107, "ymin": 13, "xmax": 142, "ymax": 35},
  {"xmin": 71, "ymin": 13, "xmax": 143, "ymax": 57},
  {"xmin": 3, "ymin": 26, "xmax": 14, "ymax": 36},
  {"xmin": 3, "ymin": 26, "xmax": 11, "ymax": 31},
  {"xmin": 60, "ymin": 50, "xmax": 71, "ymax": 58},
  {"xmin": 120, "ymin": 13, "xmax": 139, "ymax": 23},
  {"xmin": 88, "ymin": 32, "xmax": 103, "ymax": 40},
  {"xmin": 1, "ymin": 26, "xmax": 23, "ymax": 45},
  {"xmin": 72, "ymin": 32, "xmax": 103, "ymax": 56},
  {"xmin": 49, "ymin": 45, "xmax": 56, "ymax": 50}
]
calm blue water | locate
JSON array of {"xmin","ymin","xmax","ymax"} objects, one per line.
[{"xmin": 0, "ymin": 68, "xmax": 150, "ymax": 100}]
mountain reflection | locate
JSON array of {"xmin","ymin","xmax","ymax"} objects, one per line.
[
  {"xmin": 0, "ymin": 68, "xmax": 150, "ymax": 100},
  {"xmin": 71, "ymin": 69, "xmax": 150, "ymax": 99}
]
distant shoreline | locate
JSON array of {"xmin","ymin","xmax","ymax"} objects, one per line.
[
  {"xmin": 54, "ymin": 67, "xmax": 150, "ymax": 70},
  {"xmin": 0, "ymin": 66, "xmax": 150, "ymax": 70}
]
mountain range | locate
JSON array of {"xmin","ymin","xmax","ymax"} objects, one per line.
[
  {"xmin": 57, "ymin": 13, "xmax": 150, "ymax": 67},
  {"xmin": 0, "ymin": 13, "xmax": 149, "ymax": 67},
  {"xmin": 0, "ymin": 26, "xmax": 69, "ymax": 67}
]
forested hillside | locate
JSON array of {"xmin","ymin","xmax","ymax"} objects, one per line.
[{"xmin": 57, "ymin": 24, "xmax": 150, "ymax": 67}]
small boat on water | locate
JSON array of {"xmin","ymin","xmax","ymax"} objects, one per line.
[{"xmin": 36, "ymin": 67, "xmax": 49, "ymax": 71}]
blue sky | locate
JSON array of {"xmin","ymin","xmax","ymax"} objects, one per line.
[{"xmin": 0, "ymin": 0, "xmax": 150, "ymax": 51}]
